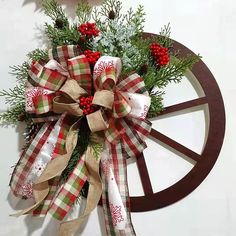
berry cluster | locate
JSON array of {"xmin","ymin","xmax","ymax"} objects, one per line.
[
  {"xmin": 150, "ymin": 43, "xmax": 170, "ymax": 67},
  {"xmin": 84, "ymin": 50, "xmax": 101, "ymax": 65},
  {"xmin": 79, "ymin": 96, "xmax": 96, "ymax": 115},
  {"xmin": 78, "ymin": 22, "xmax": 99, "ymax": 38}
]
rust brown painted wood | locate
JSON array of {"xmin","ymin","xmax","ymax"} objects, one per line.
[
  {"xmin": 158, "ymin": 97, "xmax": 208, "ymax": 116},
  {"xmin": 136, "ymin": 153, "xmax": 154, "ymax": 195},
  {"xmin": 128, "ymin": 33, "xmax": 226, "ymax": 212},
  {"xmin": 150, "ymin": 129, "xmax": 201, "ymax": 162}
]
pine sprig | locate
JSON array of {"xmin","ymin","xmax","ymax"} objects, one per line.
[
  {"xmin": 27, "ymin": 49, "xmax": 49, "ymax": 62},
  {"xmin": 42, "ymin": 0, "xmax": 68, "ymax": 24},
  {"xmin": 97, "ymin": 0, "xmax": 123, "ymax": 22},
  {"xmin": 154, "ymin": 54, "xmax": 201, "ymax": 88},
  {"xmin": 0, "ymin": 103, "xmax": 25, "ymax": 123},
  {"xmin": 158, "ymin": 23, "xmax": 172, "ymax": 48},
  {"xmin": 90, "ymin": 143, "xmax": 103, "ymax": 161},
  {"xmin": 44, "ymin": 23, "xmax": 81, "ymax": 47},
  {"xmin": 0, "ymin": 85, "xmax": 25, "ymax": 106},
  {"xmin": 148, "ymin": 92, "xmax": 164, "ymax": 118},
  {"xmin": 125, "ymin": 5, "xmax": 145, "ymax": 33},
  {"xmin": 76, "ymin": 0, "xmax": 92, "ymax": 24},
  {"xmin": 61, "ymin": 118, "xmax": 91, "ymax": 181},
  {"xmin": 10, "ymin": 62, "xmax": 29, "ymax": 82}
]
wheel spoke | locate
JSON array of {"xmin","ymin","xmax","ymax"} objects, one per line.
[
  {"xmin": 150, "ymin": 129, "xmax": 201, "ymax": 162},
  {"xmin": 158, "ymin": 97, "xmax": 208, "ymax": 116},
  {"xmin": 136, "ymin": 153, "xmax": 154, "ymax": 195}
]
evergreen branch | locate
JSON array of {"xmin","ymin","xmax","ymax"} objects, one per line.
[
  {"xmin": 76, "ymin": 0, "xmax": 92, "ymax": 24},
  {"xmin": 148, "ymin": 92, "xmax": 164, "ymax": 118},
  {"xmin": 98, "ymin": 0, "xmax": 123, "ymax": 22},
  {"xmin": 45, "ymin": 23, "xmax": 81, "ymax": 47},
  {"xmin": 9, "ymin": 62, "xmax": 29, "ymax": 82},
  {"xmin": 158, "ymin": 23, "xmax": 172, "ymax": 48},
  {"xmin": 0, "ymin": 85, "xmax": 25, "ymax": 106},
  {"xmin": 61, "ymin": 118, "xmax": 90, "ymax": 181},
  {"xmin": 154, "ymin": 54, "xmax": 201, "ymax": 88},
  {"xmin": 43, "ymin": 0, "xmax": 68, "ymax": 24},
  {"xmin": 0, "ymin": 103, "xmax": 25, "ymax": 123},
  {"xmin": 125, "ymin": 5, "xmax": 145, "ymax": 33},
  {"xmin": 27, "ymin": 49, "xmax": 49, "ymax": 62}
]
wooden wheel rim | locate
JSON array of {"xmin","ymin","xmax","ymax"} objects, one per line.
[{"xmin": 130, "ymin": 33, "xmax": 226, "ymax": 212}]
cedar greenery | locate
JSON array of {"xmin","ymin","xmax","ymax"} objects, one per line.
[
  {"xmin": 0, "ymin": 0, "xmax": 200, "ymax": 123},
  {"xmin": 0, "ymin": 0, "xmax": 201, "ymax": 198},
  {"xmin": 0, "ymin": 0, "xmax": 200, "ymax": 196},
  {"xmin": 27, "ymin": 49, "xmax": 49, "ymax": 62}
]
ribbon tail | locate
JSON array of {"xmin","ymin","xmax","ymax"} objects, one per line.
[
  {"xmin": 11, "ymin": 120, "xmax": 79, "ymax": 217},
  {"xmin": 59, "ymin": 146, "xmax": 102, "ymax": 236},
  {"xmin": 101, "ymin": 142, "xmax": 136, "ymax": 235}
]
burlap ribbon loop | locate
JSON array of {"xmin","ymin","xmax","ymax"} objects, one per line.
[
  {"xmin": 86, "ymin": 109, "xmax": 109, "ymax": 132},
  {"xmin": 92, "ymin": 90, "xmax": 114, "ymax": 109},
  {"xmin": 60, "ymin": 79, "xmax": 87, "ymax": 102}
]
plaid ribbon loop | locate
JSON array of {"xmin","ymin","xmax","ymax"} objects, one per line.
[
  {"xmin": 26, "ymin": 46, "xmax": 92, "ymax": 120},
  {"xmin": 93, "ymin": 56, "xmax": 151, "ymax": 146}
]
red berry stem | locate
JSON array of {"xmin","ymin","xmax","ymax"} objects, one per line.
[
  {"xmin": 150, "ymin": 43, "xmax": 170, "ymax": 67},
  {"xmin": 84, "ymin": 50, "xmax": 101, "ymax": 66},
  {"xmin": 79, "ymin": 96, "xmax": 96, "ymax": 115},
  {"xmin": 78, "ymin": 22, "xmax": 100, "ymax": 39}
]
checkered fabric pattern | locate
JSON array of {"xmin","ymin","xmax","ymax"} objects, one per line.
[
  {"xmin": 116, "ymin": 73, "xmax": 147, "ymax": 95},
  {"xmin": 32, "ymin": 177, "xmax": 60, "ymax": 216},
  {"xmin": 49, "ymin": 155, "xmax": 88, "ymax": 220},
  {"xmin": 32, "ymin": 94, "xmax": 55, "ymax": 115},
  {"xmin": 102, "ymin": 142, "xmax": 136, "ymax": 236},
  {"xmin": 105, "ymin": 119, "xmax": 125, "ymax": 144},
  {"xmin": 51, "ymin": 117, "xmax": 70, "ymax": 159},
  {"xmin": 112, "ymin": 91, "xmax": 131, "ymax": 118},
  {"xmin": 101, "ymin": 69, "xmax": 150, "ymax": 235},
  {"xmin": 67, "ymin": 55, "xmax": 92, "ymax": 93},
  {"xmin": 120, "ymin": 118, "xmax": 151, "ymax": 158},
  {"xmin": 10, "ymin": 123, "xmax": 55, "ymax": 197},
  {"xmin": 48, "ymin": 45, "xmax": 80, "ymax": 69},
  {"xmin": 96, "ymin": 67, "xmax": 116, "ymax": 90},
  {"xmin": 28, "ymin": 61, "xmax": 45, "ymax": 86},
  {"xmin": 38, "ymin": 67, "xmax": 67, "ymax": 91},
  {"xmin": 105, "ymin": 71, "xmax": 148, "ymax": 144},
  {"xmin": 128, "ymin": 118, "xmax": 152, "ymax": 140}
]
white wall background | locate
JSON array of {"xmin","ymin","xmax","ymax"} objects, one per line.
[{"xmin": 0, "ymin": 0, "xmax": 236, "ymax": 235}]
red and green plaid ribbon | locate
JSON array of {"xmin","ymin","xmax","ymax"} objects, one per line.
[
  {"xmin": 48, "ymin": 155, "xmax": 88, "ymax": 220},
  {"xmin": 67, "ymin": 55, "xmax": 92, "ymax": 93},
  {"xmin": 38, "ymin": 67, "xmax": 67, "ymax": 91},
  {"xmin": 102, "ymin": 142, "xmax": 136, "ymax": 236},
  {"xmin": 26, "ymin": 45, "xmax": 92, "ymax": 121},
  {"xmin": 48, "ymin": 45, "xmax": 81, "ymax": 69}
]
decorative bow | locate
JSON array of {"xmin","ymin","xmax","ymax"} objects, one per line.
[{"xmin": 11, "ymin": 45, "xmax": 152, "ymax": 236}]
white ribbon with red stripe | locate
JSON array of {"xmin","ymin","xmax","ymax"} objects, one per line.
[{"xmin": 94, "ymin": 56, "xmax": 151, "ymax": 231}]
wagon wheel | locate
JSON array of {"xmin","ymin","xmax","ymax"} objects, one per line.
[{"xmin": 129, "ymin": 33, "xmax": 226, "ymax": 212}]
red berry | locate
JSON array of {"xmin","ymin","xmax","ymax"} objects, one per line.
[
  {"xmin": 150, "ymin": 42, "xmax": 170, "ymax": 67},
  {"xmin": 78, "ymin": 22, "xmax": 100, "ymax": 39}
]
